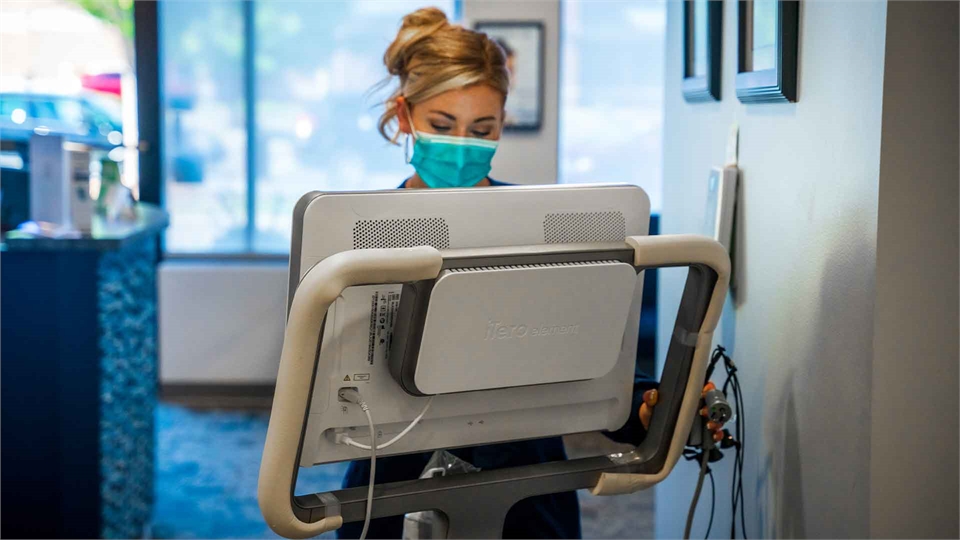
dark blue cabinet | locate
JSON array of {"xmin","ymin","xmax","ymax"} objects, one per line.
[{"xmin": 1, "ymin": 205, "xmax": 167, "ymax": 538}]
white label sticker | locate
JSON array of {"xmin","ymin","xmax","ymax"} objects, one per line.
[{"xmin": 366, "ymin": 289, "xmax": 401, "ymax": 366}]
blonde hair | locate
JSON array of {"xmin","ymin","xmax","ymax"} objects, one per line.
[{"xmin": 377, "ymin": 7, "xmax": 510, "ymax": 143}]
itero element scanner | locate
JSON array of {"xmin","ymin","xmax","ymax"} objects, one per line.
[{"xmin": 258, "ymin": 185, "xmax": 730, "ymax": 539}]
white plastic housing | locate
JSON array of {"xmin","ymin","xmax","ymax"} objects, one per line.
[
  {"xmin": 414, "ymin": 262, "xmax": 637, "ymax": 394},
  {"xmin": 289, "ymin": 184, "xmax": 651, "ymax": 466}
]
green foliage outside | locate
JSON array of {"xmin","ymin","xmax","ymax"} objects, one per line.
[
  {"xmin": 70, "ymin": 0, "xmax": 133, "ymax": 40},
  {"xmin": 69, "ymin": 0, "xmax": 134, "ymax": 63}
]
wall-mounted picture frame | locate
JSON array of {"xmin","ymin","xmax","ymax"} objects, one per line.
[
  {"xmin": 683, "ymin": 0, "xmax": 722, "ymax": 102},
  {"xmin": 474, "ymin": 21, "xmax": 544, "ymax": 131},
  {"xmin": 736, "ymin": 0, "xmax": 799, "ymax": 103}
]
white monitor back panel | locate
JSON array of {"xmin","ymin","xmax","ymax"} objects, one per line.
[
  {"xmin": 290, "ymin": 184, "xmax": 650, "ymax": 466},
  {"xmin": 414, "ymin": 262, "xmax": 637, "ymax": 394}
]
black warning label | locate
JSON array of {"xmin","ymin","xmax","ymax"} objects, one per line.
[{"xmin": 367, "ymin": 289, "xmax": 401, "ymax": 366}]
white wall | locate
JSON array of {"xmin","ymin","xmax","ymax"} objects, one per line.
[
  {"xmin": 658, "ymin": 1, "xmax": 960, "ymax": 537},
  {"xmin": 159, "ymin": 261, "xmax": 287, "ymax": 384},
  {"xmin": 869, "ymin": 2, "xmax": 959, "ymax": 537},
  {"xmin": 657, "ymin": 1, "xmax": 887, "ymax": 537},
  {"xmin": 462, "ymin": 0, "xmax": 560, "ymax": 185}
]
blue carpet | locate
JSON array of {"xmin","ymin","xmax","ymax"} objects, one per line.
[{"xmin": 153, "ymin": 404, "xmax": 348, "ymax": 539}]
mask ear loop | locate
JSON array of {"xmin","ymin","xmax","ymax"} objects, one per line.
[{"xmin": 402, "ymin": 99, "xmax": 416, "ymax": 164}]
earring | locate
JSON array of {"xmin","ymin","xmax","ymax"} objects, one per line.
[{"xmin": 404, "ymin": 134, "xmax": 412, "ymax": 164}]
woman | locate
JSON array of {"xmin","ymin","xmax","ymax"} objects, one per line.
[{"xmin": 340, "ymin": 8, "xmax": 722, "ymax": 538}]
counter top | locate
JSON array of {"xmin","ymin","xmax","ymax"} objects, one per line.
[{"xmin": 2, "ymin": 203, "xmax": 168, "ymax": 252}]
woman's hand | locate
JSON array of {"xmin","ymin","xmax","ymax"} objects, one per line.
[{"xmin": 638, "ymin": 382, "xmax": 725, "ymax": 442}]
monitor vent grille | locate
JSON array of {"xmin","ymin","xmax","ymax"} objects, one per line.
[
  {"xmin": 543, "ymin": 211, "xmax": 626, "ymax": 244},
  {"xmin": 352, "ymin": 218, "xmax": 450, "ymax": 250},
  {"xmin": 448, "ymin": 260, "xmax": 620, "ymax": 273}
]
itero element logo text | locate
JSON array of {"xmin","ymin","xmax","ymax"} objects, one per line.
[{"xmin": 485, "ymin": 320, "xmax": 580, "ymax": 340}]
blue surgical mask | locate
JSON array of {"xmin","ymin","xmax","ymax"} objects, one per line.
[{"xmin": 406, "ymin": 123, "xmax": 499, "ymax": 188}]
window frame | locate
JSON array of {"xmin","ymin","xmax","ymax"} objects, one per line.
[{"xmin": 141, "ymin": 0, "xmax": 463, "ymax": 259}]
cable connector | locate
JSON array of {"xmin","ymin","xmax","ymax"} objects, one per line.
[
  {"xmin": 338, "ymin": 387, "xmax": 361, "ymax": 403},
  {"xmin": 338, "ymin": 388, "xmax": 369, "ymax": 411}
]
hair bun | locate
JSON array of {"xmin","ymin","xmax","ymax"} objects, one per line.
[
  {"xmin": 384, "ymin": 7, "xmax": 450, "ymax": 75},
  {"xmin": 401, "ymin": 6, "xmax": 449, "ymax": 31}
]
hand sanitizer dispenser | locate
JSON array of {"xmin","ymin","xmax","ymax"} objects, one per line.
[{"xmin": 29, "ymin": 135, "xmax": 93, "ymax": 232}]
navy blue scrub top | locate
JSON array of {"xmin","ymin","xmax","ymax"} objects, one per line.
[{"xmin": 338, "ymin": 178, "xmax": 658, "ymax": 539}]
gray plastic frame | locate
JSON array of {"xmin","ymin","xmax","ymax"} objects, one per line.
[{"xmin": 286, "ymin": 249, "xmax": 719, "ymax": 538}]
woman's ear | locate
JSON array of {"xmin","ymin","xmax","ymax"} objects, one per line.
[{"xmin": 396, "ymin": 96, "xmax": 412, "ymax": 134}]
